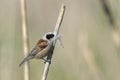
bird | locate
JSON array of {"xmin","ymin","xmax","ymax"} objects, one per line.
[{"xmin": 19, "ymin": 32, "xmax": 55, "ymax": 67}]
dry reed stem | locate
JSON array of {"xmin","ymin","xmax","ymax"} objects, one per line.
[
  {"xmin": 41, "ymin": 4, "xmax": 65, "ymax": 80},
  {"xmin": 78, "ymin": 32, "xmax": 103, "ymax": 80},
  {"xmin": 100, "ymin": 0, "xmax": 120, "ymax": 56},
  {"xmin": 20, "ymin": 0, "xmax": 30, "ymax": 80}
]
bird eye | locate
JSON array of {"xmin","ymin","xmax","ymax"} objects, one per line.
[{"xmin": 46, "ymin": 34, "xmax": 54, "ymax": 39}]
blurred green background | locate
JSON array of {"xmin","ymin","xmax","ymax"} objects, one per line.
[{"xmin": 1, "ymin": 0, "xmax": 120, "ymax": 80}]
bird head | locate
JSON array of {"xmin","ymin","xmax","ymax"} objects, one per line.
[{"xmin": 43, "ymin": 32, "xmax": 55, "ymax": 41}]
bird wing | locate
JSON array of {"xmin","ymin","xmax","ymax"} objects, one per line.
[
  {"xmin": 29, "ymin": 39, "xmax": 48, "ymax": 57},
  {"xmin": 19, "ymin": 39, "xmax": 48, "ymax": 67},
  {"xmin": 36, "ymin": 39, "xmax": 48, "ymax": 50}
]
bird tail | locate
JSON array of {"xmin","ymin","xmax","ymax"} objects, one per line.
[{"xmin": 19, "ymin": 56, "xmax": 31, "ymax": 67}]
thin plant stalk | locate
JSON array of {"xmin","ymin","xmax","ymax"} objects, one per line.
[
  {"xmin": 100, "ymin": 0, "xmax": 120, "ymax": 56},
  {"xmin": 78, "ymin": 32, "xmax": 102, "ymax": 80},
  {"xmin": 20, "ymin": 0, "xmax": 30, "ymax": 80},
  {"xmin": 41, "ymin": 4, "xmax": 65, "ymax": 80}
]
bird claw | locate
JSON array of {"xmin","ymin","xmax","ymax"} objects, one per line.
[
  {"xmin": 46, "ymin": 59, "xmax": 51, "ymax": 64},
  {"xmin": 41, "ymin": 58, "xmax": 51, "ymax": 64}
]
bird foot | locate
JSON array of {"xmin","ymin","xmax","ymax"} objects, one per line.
[
  {"xmin": 41, "ymin": 58, "xmax": 51, "ymax": 64},
  {"xmin": 46, "ymin": 59, "xmax": 51, "ymax": 64}
]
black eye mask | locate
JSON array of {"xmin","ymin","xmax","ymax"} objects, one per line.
[{"xmin": 46, "ymin": 34, "xmax": 54, "ymax": 39}]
